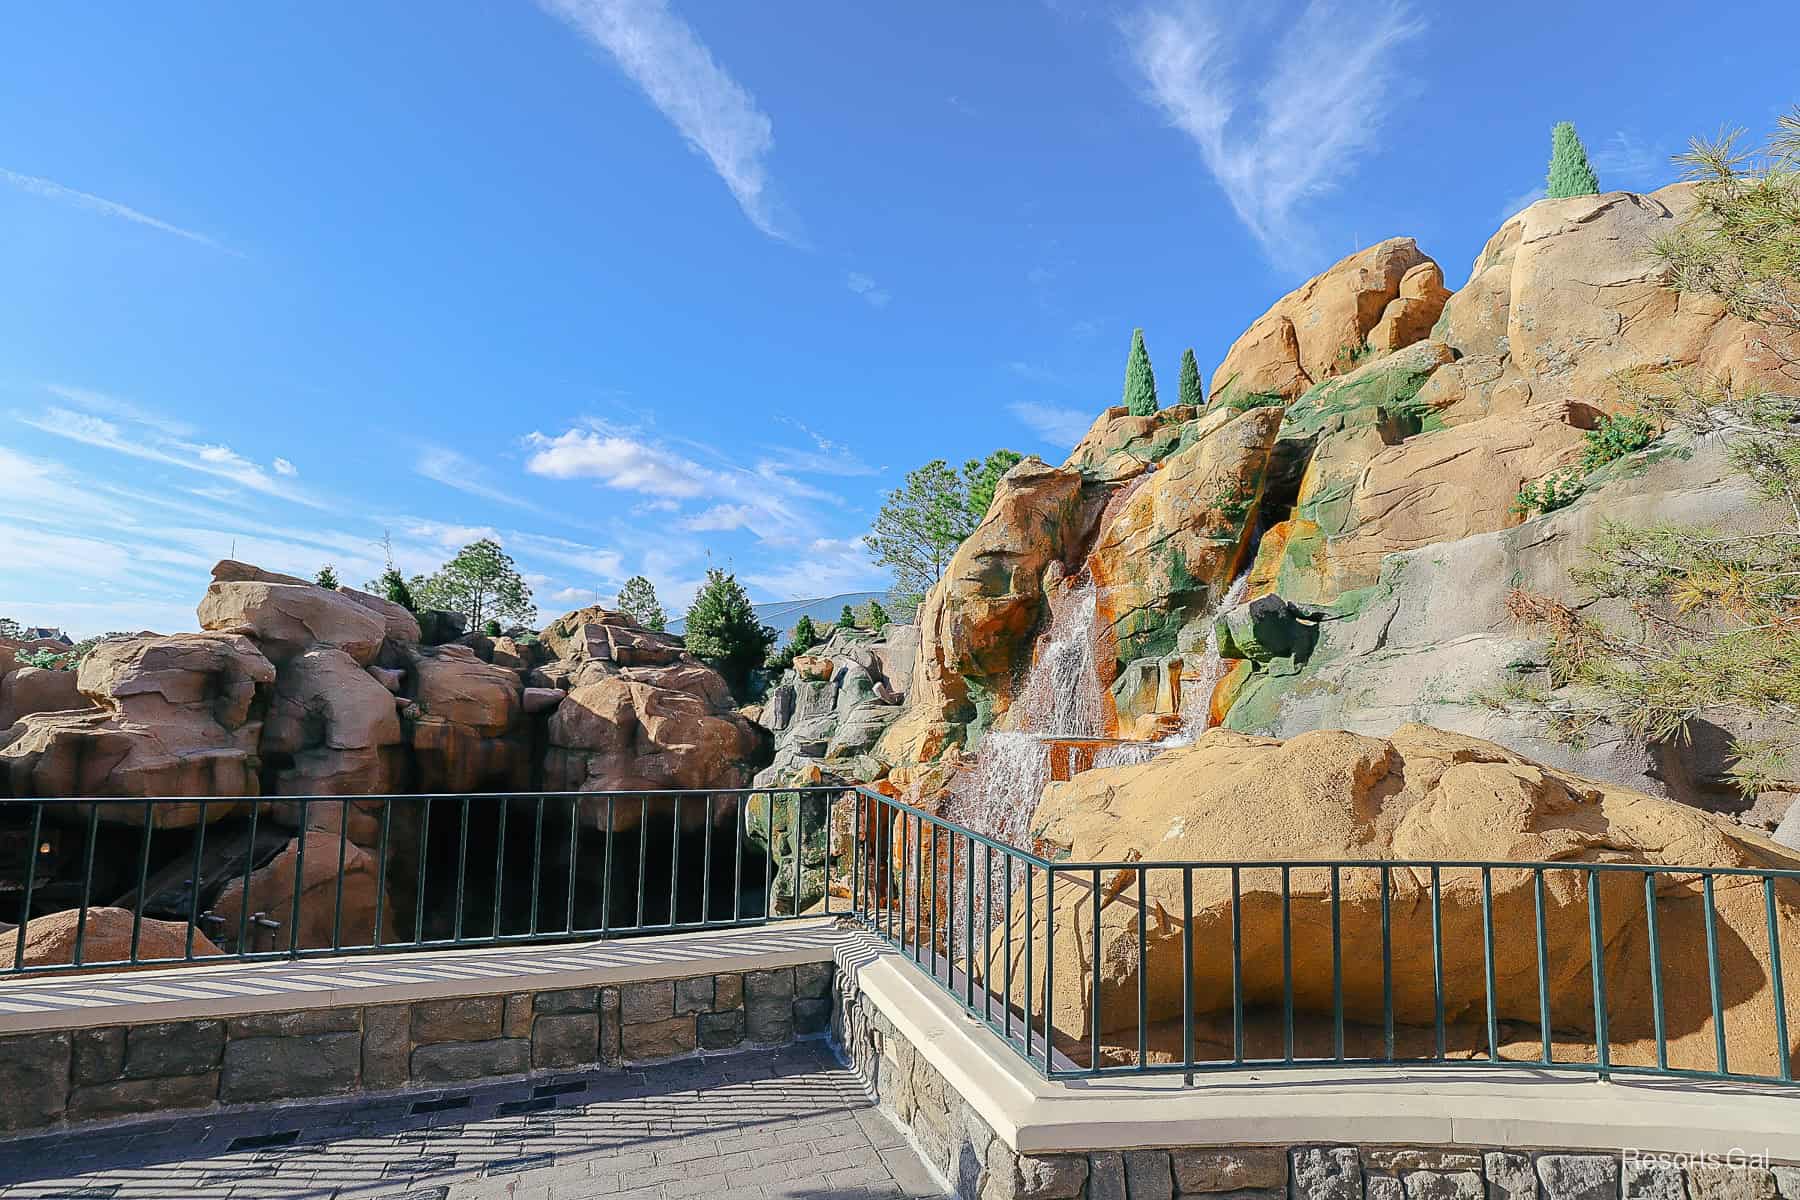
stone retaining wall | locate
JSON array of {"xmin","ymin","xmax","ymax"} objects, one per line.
[
  {"xmin": 832, "ymin": 972, "xmax": 1800, "ymax": 1200},
  {"xmin": 0, "ymin": 961, "xmax": 833, "ymax": 1134}
]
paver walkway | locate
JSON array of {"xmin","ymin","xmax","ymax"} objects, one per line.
[{"xmin": 0, "ymin": 1040, "xmax": 947, "ymax": 1200}]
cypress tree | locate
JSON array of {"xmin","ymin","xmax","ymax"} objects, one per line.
[
  {"xmin": 1178, "ymin": 347, "xmax": 1204, "ymax": 409},
  {"xmin": 1546, "ymin": 122, "xmax": 1601, "ymax": 199},
  {"xmin": 1122, "ymin": 328, "xmax": 1158, "ymax": 417}
]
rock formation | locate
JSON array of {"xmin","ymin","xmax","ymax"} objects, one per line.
[{"xmin": 990, "ymin": 724, "xmax": 1800, "ymax": 1075}]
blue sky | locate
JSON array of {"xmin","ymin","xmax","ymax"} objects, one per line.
[{"xmin": 1, "ymin": 1, "xmax": 1790, "ymax": 636}]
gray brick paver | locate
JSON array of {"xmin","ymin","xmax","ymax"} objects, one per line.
[{"xmin": 0, "ymin": 1047, "xmax": 942, "ymax": 1198}]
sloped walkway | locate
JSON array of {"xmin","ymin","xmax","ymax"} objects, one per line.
[{"xmin": 0, "ymin": 1040, "xmax": 947, "ymax": 1200}]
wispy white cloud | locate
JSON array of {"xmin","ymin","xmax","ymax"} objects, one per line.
[
  {"xmin": 525, "ymin": 425, "xmax": 715, "ymax": 499},
  {"xmin": 847, "ymin": 272, "xmax": 891, "ymax": 308},
  {"xmin": 1009, "ymin": 400, "xmax": 1095, "ymax": 450},
  {"xmin": 1006, "ymin": 360, "xmax": 1069, "ymax": 386},
  {"xmin": 680, "ymin": 504, "xmax": 754, "ymax": 532},
  {"xmin": 1121, "ymin": 0, "xmax": 1424, "ymax": 266},
  {"xmin": 414, "ymin": 445, "xmax": 547, "ymax": 512},
  {"xmin": 540, "ymin": 0, "xmax": 796, "ymax": 242},
  {"xmin": 272, "ymin": 457, "xmax": 298, "ymax": 477},
  {"xmin": 17, "ymin": 395, "xmax": 320, "ymax": 508},
  {"xmin": 3, "ymin": 169, "xmax": 233, "ymax": 252},
  {"xmin": 744, "ymin": 536, "xmax": 884, "ymax": 599},
  {"xmin": 1591, "ymin": 130, "xmax": 1669, "ymax": 188}
]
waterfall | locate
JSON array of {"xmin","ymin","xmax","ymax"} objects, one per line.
[
  {"xmin": 950, "ymin": 579, "xmax": 1101, "ymax": 847},
  {"xmin": 1179, "ymin": 570, "xmax": 1251, "ymax": 737}
]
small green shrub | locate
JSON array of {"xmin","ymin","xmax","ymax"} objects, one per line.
[
  {"xmin": 1579, "ymin": 411, "xmax": 1656, "ymax": 472},
  {"xmin": 1334, "ymin": 341, "xmax": 1374, "ymax": 370},
  {"xmin": 482, "ymin": 619, "xmax": 502, "ymax": 638},
  {"xmin": 1225, "ymin": 390, "xmax": 1285, "ymax": 413},
  {"xmin": 1512, "ymin": 469, "xmax": 1586, "ymax": 516},
  {"xmin": 18, "ymin": 648, "xmax": 71, "ymax": 670}
]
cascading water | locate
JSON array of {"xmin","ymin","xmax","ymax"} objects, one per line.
[
  {"xmin": 1178, "ymin": 569, "xmax": 1251, "ymax": 736},
  {"xmin": 950, "ymin": 578, "xmax": 1101, "ymax": 847}
]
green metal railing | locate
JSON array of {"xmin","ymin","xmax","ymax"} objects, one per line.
[
  {"xmin": 846, "ymin": 786, "xmax": 1800, "ymax": 1088},
  {"xmin": 0, "ymin": 789, "xmax": 853, "ymax": 976},
  {"xmin": 5, "ymin": 785, "xmax": 1796, "ymax": 1091}
]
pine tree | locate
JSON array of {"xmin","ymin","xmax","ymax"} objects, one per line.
[
  {"xmin": 866, "ymin": 600, "xmax": 890, "ymax": 632},
  {"xmin": 374, "ymin": 567, "xmax": 417, "ymax": 612},
  {"xmin": 684, "ymin": 568, "xmax": 778, "ymax": 697},
  {"xmin": 839, "ymin": 604, "xmax": 857, "ymax": 630},
  {"xmin": 1178, "ymin": 347, "xmax": 1204, "ymax": 409},
  {"xmin": 961, "ymin": 449, "xmax": 1023, "ymax": 521},
  {"xmin": 616, "ymin": 575, "xmax": 667, "ymax": 632},
  {"xmin": 1546, "ymin": 121, "xmax": 1601, "ymax": 199},
  {"xmin": 1122, "ymin": 328, "xmax": 1158, "ymax": 416},
  {"xmin": 792, "ymin": 615, "xmax": 821, "ymax": 654},
  {"xmin": 314, "ymin": 564, "xmax": 340, "ymax": 590},
  {"xmin": 412, "ymin": 538, "xmax": 536, "ymax": 629}
]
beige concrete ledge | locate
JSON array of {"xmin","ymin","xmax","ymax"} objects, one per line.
[
  {"xmin": 0, "ymin": 919, "xmax": 841, "ymax": 1033},
  {"xmin": 842, "ymin": 934, "xmax": 1800, "ymax": 1162}
]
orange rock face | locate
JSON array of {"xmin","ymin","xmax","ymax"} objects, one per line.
[
  {"xmin": 878, "ymin": 457, "xmax": 1092, "ymax": 764},
  {"xmin": 1210, "ymin": 238, "xmax": 1439, "ymax": 403}
]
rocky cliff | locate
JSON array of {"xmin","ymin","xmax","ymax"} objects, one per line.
[{"xmin": 872, "ymin": 184, "xmax": 1797, "ymax": 832}]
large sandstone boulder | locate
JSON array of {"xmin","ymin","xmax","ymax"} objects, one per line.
[
  {"xmin": 261, "ymin": 648, "xmax": 406, "ymax": 796},
  {"xmin": 540, "ymin": 605, "xmax": 685, "ymax": 668},
  {"xmin": 0, "ymin": 633, "xmax": 274, "ymax": 809},
  {"xmin": 335, "ymin": 585, "xmax": 422, "ymax": 647},
  {"xmin": 401, "ymin": 643, "xmax": 528, "ymax": 794},
  {"xmin": 212, "ymin": 830, "xmax": 388, "ymax": 951},
  {"xmin": 1210, "ymin": 238, "xmax": 1440, "ymax": 403},
  {"xmin": 1425, "ymin": 186, "xmax": 1796, "ymax": 421},
  {"xmin": 0, "ymin": 907, "xmax": 222, "ymax": 971},
  {"xmin": 878, "ymin": 458, "xmax": 1095, "ymax": 764},
  {"xmin": 1064, "ymin": 404, "xmax": 1213, "ymax": 481},
  {"xmin": 0, "ymin": 665, "xmax": 87, "ymax": 728},
  {"xmin": 993, "ymin": 725, "xmax": 1800, "ymax": 1074},
  {"xmin": 197, "ymin": 560, "xmax": 385, "ymax": 666}
]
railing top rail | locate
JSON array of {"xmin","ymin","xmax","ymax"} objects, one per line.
[{"xmin": 0, "ymin": 786, "xmax": 858, "ymax": 807}]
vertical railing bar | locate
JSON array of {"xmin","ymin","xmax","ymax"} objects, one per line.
[
  {"xmin": 931, "ymin": 822, "xmax": 940, "ymax": 975},
  {"xmin": 1044, "ymin": 867, "xmax": 1056, "ymax": 1075},
  {"xmin": 1024, "ymin": 863, "xmax": 1035, "ymax": 1058},
  {"xmin": 983, "ymin": 843, "xmax": 994, "ymax": 1023},
  {"xmin": 414, "ymin": 798, "xmax": 431, "ymax": 946},
  {"xmin": 564, "ymin": 795, "xmax": 580, "ymax": 934},
  {"xmin": 1183, "ymin": 866, "xmax": 1195, "ymax": 1071},
  {"xmin": 852, "ymin": 792, "xmax": 863, "ymax": 924},
  {"xmin": 635, "ymin": 796, "xmax": 650, "ymax": 930},
  {"xmin": 1005, "ymin": 848, "xmax": 1016, "ymax": 1042},
  {"xmin": 453, "ymin": 796, "xmax": 469, "ymax": 943},
  {"xmin": 1535, "ymin": 868, "xmax": 1551, "ymax": 1064},
  {"xmin": 1281, "ymin": 864, "xmax": 1293, "ymax": 1064},
  {"xmin": 914, "ymin": 814, "xmax": 924, "ymax": 959},
  {"xmin": 1588, "ymin": 866, "xmax": 1611, "ymax": 1080},
  {"xmin": 732, "ymin": 795, "xmax": 743, "ymax": 926},
  {"xmin": 1645, "ymin": 871, "xmax": 1666, "ymax": 1070},
  {"xmin": 373, "ymin": 798, "xmax": 391, "ymax": 949},
  {"xmin": 764, "ymin": 792, "xmax": 774, "ymax": 923},
  {"xmin": 1331, "ymin": 864, "xmax": 1343, "ymax": 1062},
  {"xmin": 1090, "ymin": 866, "xmax": 1101, "ymax": 1072},
  {"xmin": 1380, "ymin": 863, "xmax": 1393, "ymax": 1062},
  {"xmin": 291, "ymin": 799, "xmax": 309, "ymax": 959},
  {"xmin": 1231, "ymin": 866, "xmax": 1243, "ymax": 1064},
  {"xmin": 701, "ymin": 793, "xmax": 715, "ymax": 925},
  {"xmin": 669, "ymin": 795, "xmax": 681, "ymax": 929},
  {"xmin": 1431, "ymin": 865, "xmax": 1445, "ymax": 1061},
  {"xmin": 601, "ymin": 796, "xmax": 615, "ymax": 935},
  {"xmin": 1481, "ymin": 866, "xmax": 1498, "ymax": 1063},
  {"xmin": 1765, "ymin": 875, "xmax": 1790, "ymax": 1082},
  {"xmin": 528, "ymin": 795, "xmax": 544, "ymax": 936},
  {"xmin": 820, "ymin": 791, "xmax": 832, "ymax": 920},
  {"xmin": 1703, "ymin": 871, "xmax": 1726, "ymax": 1075},
  {"xmin": 331, "ymin": 799, "xmax": 349, "ymax": 952},
  {"xmin": 966, "ymin": 833, "xmax": 976, "ymax": 1009},
  {"xmin": 494, "ymin": 796, "xmax": 510, "ymax": 940},
  {"xmin": 133, "ymin": 802, "xmax": 153, "ymax": 964},
  {"xmin": 16, "ymin": 805, "xmax": 43, "ymax": 972},
  {"xmin": 75, "ymin": 803, "xmax": 99, "ymax": 967},
  {"xmin": 791, "ymin": 793, "xmax": 801, "ymax": 926},
  {"xmin": 898, "ymin": 811, "xmax": 909, "ymax": 951},
  {"xmin": 1137, "ymin": 868, "xmax": 1148, "ymax": 1069}
]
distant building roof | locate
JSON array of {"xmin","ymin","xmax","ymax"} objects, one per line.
[{"xmin": 22, "ymin": 628, "xmax": 72, "ymax": 644}]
